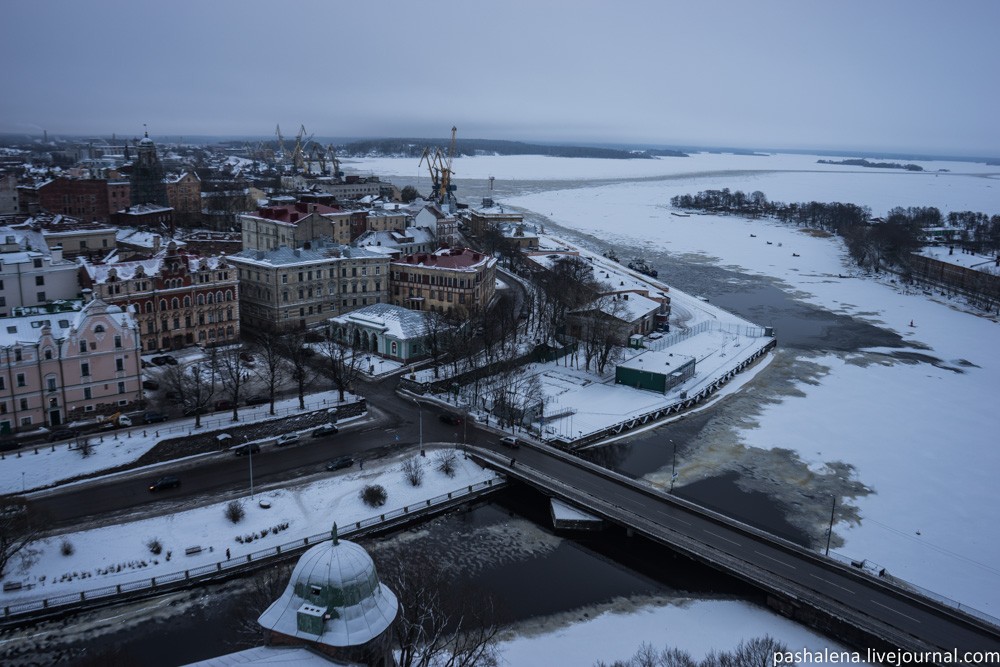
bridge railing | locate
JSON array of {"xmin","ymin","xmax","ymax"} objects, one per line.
[
  {"xmin": 0, "ymin": 477, "xmax": 504, "ymax": 624},
  {"xmin": 473, "ymin": 444, "xmax": 1000, "ymax": 633}
]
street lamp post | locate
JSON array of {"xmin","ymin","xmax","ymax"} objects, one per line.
[
  {"xmin": 246, "ymin": 436, "xmax": 254, "ymax": 500},
  {"xmin": 825, "ymin": 496, "xmax": 836, "ymax": 556},
  {"xmin": 670, "ymin": 439, "xmax": 677, "ymax": 493}
]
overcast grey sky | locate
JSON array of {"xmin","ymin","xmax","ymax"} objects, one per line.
[{"xmin": 2, "ymin": 0, "xmax": 998, "ymax": 156}]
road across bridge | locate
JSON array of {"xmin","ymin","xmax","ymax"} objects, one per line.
[{"xmin": 468, "ymin": 443, "xmax": 1000, "ymax": 656}]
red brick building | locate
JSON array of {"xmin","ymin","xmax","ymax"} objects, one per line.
[{"xmin": 34, "ymin": 177, "xmax": 131, "ymax": 223}]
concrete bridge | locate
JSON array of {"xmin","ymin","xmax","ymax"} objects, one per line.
[{"xmin": 468, "ymin": 443, "xmax": 1000, "ymax": 657}]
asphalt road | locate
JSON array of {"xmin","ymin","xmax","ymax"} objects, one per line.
[
  {"xmin": 29, "ymin": 380, "xmax": 492, "ymax": 527},
  {"xmin": 475, "ymin": 443, "xmax": 1000, "ymax": 655}
]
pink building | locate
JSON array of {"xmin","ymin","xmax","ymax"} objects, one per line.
[{"xmin": 0, "ymin": 298, "xmax": 142, "ymax": 434}]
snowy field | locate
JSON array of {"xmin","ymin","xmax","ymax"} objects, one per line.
[
  {"xmin": 354, "ymin": 153, "xmax": 1000, "ymax": 615},
  {"xmin": 1, "ymin": 447, "xmax": 496, "ymax": 604},
  {"xmin": 497, "ymin": 596, "xmax": 862, "ymax": 666}
]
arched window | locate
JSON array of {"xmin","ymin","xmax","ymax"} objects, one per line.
[
  {"xmin": 94, "ymin": 324, "xmax": 105, "ymax": 333},
  {"xmin": 226, "ymin": 325, "xmax": 234, "ymax": 337},
  {"xmin": 197, "ymin": 294, "xmax": 204, "ymax": 305},
  {"xmin": 206, "ymin": 293, "xmax": 214, "ymax": 304},
  {"xmin": 183, "ymin": 296, "xmax": 191, "ymax": 308},
  {"xmin": 44, "ymin": 348, "xmax": 53, "ymax": 360},
  {"xmin": 159, "ymin": 299, "xmax": 167, "ymax": 311},
  {"xmin": 171, "ymin": 297, "xmax": 179, "ymax": 310},
  {"xmin": 216, "ymin": 291, "xmax": 223, "ymax": 304},
  {"xmin": 144, "ymin": 301, "xmax": 153, "ymax": 313},
  {"xmin": 225, "ymin": 290, "xmax": 233, "ymax": 302}
]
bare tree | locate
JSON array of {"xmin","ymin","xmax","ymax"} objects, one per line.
[
  {"xmin": 319, "ymin": 330, "xmax": 364, "ymax": 402},
  {"xmin": 252, "ymin": 330, "xmax": 286, "ymax": 416},
  {"xmin": 575, "ymin": 295, "xmax": 630, "ymax": 374},
  {"xmin": 373, "ymin": 550, "xmax": 502, "ymax": 667},
  {"xmin": 161, "ymin": 361, "xmax": 216, "ymax": 428},
  {"xmin": 215, "ymin": 346, "xmax": 248, "ymax": 421},
  {"xmin": 279, "ymin": 330, "xmax": 314, "ymax": 410},
  {"xmin": 0, "ymin": 497, "xmax": 45, "ymax": 579}
]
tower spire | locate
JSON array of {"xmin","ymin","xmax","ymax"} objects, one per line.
[{"xmin": 331, "ymin": 522, "xmax": 339, "ymax": 545}]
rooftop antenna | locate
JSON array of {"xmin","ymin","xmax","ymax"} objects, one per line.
[
  {"xmin": 331, "ymin": 522, "xmax": 339, "ymax": 545},
  {"xmin": 489, "ymin": 175, "xmax": 495, "ymax": 192}
]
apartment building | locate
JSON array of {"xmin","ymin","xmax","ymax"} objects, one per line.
[
  {"xmin": 389, "ymin": 247, "xmax": 497, "ymax": 317},
  {"xmin": 80, "ymin": 243, "xmax": 240, "ymax": 352},
  {"xmin": 0, "ymin": 238, "xmax": 80, "ymax": 316},
  {"xmin": 0, "ymin": 298, "xmax": 141, "ymax": 433},
  {"xmin": 13, "ymin": 213, "xmax": 117, "ymax": 260},
  {"xmin": 230, "ymin": 242, "xmax": 389, "ymax": 332}
]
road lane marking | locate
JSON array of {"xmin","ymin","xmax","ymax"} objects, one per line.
[
  {"xmin": 870, "ymin": 599, "xmax": 921, "ymax": 623},
  {"xmin": 703, "ymin": 529, "xmax": 741, "ymax": 547},
  {"xmin": 754, "ymin": 550, "xmax": 796, "ymax": 569},
  {"xmin": 809, "ymin": 572, "xmax": 855, "ymax": 595}
]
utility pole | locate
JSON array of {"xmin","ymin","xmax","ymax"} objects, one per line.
[
  {"xmin": 670, "ymin": 440, "xmax": 677, "ymax": 493},
  {"xmin": 246, "ymin": 436, "xmax": 254, "ymax": 500}
]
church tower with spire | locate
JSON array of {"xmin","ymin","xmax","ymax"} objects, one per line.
[{"xmin": 129, "ymin": 128, "xmax": 169, "ymax": 207}]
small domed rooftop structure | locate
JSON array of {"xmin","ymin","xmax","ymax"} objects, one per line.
[{"xmin": 258, "ymin": 526, "xmax": 398, "ymax": 664}]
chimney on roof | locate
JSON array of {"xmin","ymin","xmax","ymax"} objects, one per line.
[{"xmin": 51, "ymin": 245, "xmax": 63, "ymax": 264}]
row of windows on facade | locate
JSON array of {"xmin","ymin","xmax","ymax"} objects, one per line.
[
  {"xmin": 5, "ymin": 333, "xmax": 124, "ymax": 363},
  {"xmin": 278, "ymin": 296, "xmax": 383, "ymax": 319},
  {"xmin": 144, "ymin": 309, "xmax": 234, "ymax": 333},
  {"xmin": 392, "ymin": 272, "xmax": 480, "ymax": 288},
  {"xmin": 103, "ymin": 272, "xmax": 231, "ymax": 294},
  {"xmin": 120, "ymin": 290, "xmax": 237, "ymax": 312},
  {"xmin": 145, "ymin": 325, "xmax": 235, "ymax": 350},
  {"xmin": 1, "ymin": 366, "xmax": 129, "ymax": 391},
  {"xmin": 394, "ymin": 287, "xmax": 473, "ymax": 303},
  {"xmin": 237, "ymin": 265, "xmax": 381, "ymax": 283},
  {"xmin": 1, "ymin": 382, "xmax": 130, "ymax": 417}
]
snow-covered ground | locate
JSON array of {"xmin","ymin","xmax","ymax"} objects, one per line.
[
  {"xmin": 1, "ymin": 448, "xmax": 496, "ymax": 604},
  {"xmin": 354, "ymin": 153, "xmax": 1000, "ymax": 615},
  {"xmin": 497, "ymin": 596, "xmax": 863, "ymax": 666}
]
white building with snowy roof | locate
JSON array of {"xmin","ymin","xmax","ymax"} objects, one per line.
[
  {"xmin": 327, "ymin": 303, "xmax": 437, "ymax": 363},
  {"xmin": 257, "ymin": 528, "xmax": 397, "ymax": 666}
]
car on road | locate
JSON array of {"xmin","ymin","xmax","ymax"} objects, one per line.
[
  {"xmin": 142, "ymin": 379, "xmax": 160, "ymax": 391},
  {"xmin": 143, "ymin": 411, "xmax": 168, "ymax": 424},
  {"xmin": 275, "ymin": 433, "xmax": 300, "ymax": 447},
  {"xmin": 0, "ymin": 440, "xmax": 21, "ymax": 452},
  {"xmin": 499, "ymin": 435, "xmax": 520, "ymax": 449},
  {"xmin": 245, "ymin": 395, "xmax": 269, "ymax": 406},
  {"xmin": 326, "ymin": 456, "xmax": 354, "ymax": 471},
  {"xmin": 233, "ymin": 442, "xmax": 260, "ymax": 456},
  {"xmin": 214, "ymin": 400, "xmax": 235, "ymax": 411},
  {"xmin": 311, "ymin": 424, "xmax": 339, "ymax": 437},
  {"xmin": 438, "ymin": 413, "xmax": 463, "ymax": 425},
  {"xmin": 148, "ymin": 475, "xmax": 181, "ymax": 492},
  {"xmin": 47, "ymin": 428, "xmax": 77, "ymax": 442},
  {"xmin": 151, "ymin": 355, "xmax": 177, "ymax": 366}
]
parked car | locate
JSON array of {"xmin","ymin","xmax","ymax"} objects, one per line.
[
  {"xmin": 245, "ymin": 395, "xmax": 269, "ymax": 406},
  {"xmin": 0, "ymin": 440, "xmax": 21, "ymax": 452},
  {"xmin": 438, "ymin": 413, "xmax": 463, "ymax": 425},
  {"xmin": 214, "ymin": 400, "xmax": 235, "ymax": 411},
  {"xmin": 148, "ymin": 475, "xmax": 181, "ymax": 492},
  {"xmin": 142, "ymin": 379, "xmax": 160, "ymax": 391},
  {"xmin": 275, "ymin": 433, "xmax": 300, "ymax": 447},
  {"xmin": 233, "ymin": 442, "xmax": 260, "ymax": 456},
  {"xmin": 311, "ymin": 424, "xmax": 339, "ymax": 437},
  {"xmin": 47, "ymin": 429, "xmax": 77, "ymax": 442},
  {"xmin": 326, "ymin": 456, "xmax": 354, "ymax": 471},
  {"xmin": 143, "ymin": 411, "xmax": 168, "ymax": 424},
  {"xmin": 239, "ymin": 352, "xmax": 255, "ymax": 363},
  {"xmin": 648, "ymin": 332, "xmax": 663, "ymax": 341},
  {"xmin": 499, "ymin": 436, "xmax": 520, "ymax": 449}
]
